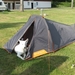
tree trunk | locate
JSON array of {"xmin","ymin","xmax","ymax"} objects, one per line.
[
  {"xmin": 20, "ymin": 0, "xmax": 24, "ymax": 12},
  {"xmin": 71, "ymin": 0, "xmax": 74, "ymax": 8}
]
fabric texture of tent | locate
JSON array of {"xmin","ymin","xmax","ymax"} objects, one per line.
[{"xmin": 4, "ymin": 15, "xmax": 75, "ymax": 59}]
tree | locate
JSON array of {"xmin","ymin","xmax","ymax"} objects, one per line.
[
  {"xmin": 20, "ymin": 0, "xmax": 24, "ymax": 12},
  {"xmin": 71, "ymin": 0, "xmax": 74, "ymax": 8}
]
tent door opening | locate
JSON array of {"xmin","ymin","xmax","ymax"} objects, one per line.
[{"xmin": 21, "ymin": 22, "xmax": 34, "ymax": 47}]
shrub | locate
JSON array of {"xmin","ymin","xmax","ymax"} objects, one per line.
[
  {"xmin": 58, "ymin": 2, "xmax": 71, "ymax": 7},
  {"xmin": 52, "ymin": 2, "xmax": 71, "ymax": 7},
  {"xmin": 52, "ymin": 1, "xmax": 59, "ymax": 7}
]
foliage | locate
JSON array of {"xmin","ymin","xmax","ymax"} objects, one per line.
[
  {"xmin": 51, "ymin": 0, "xmax": 72, "ymax": 7},
  {"xmin": 58, "ymin": 2, "xmax": 71, "ymax": 7},
  {"xmin": 52, "ymin": 2, "xmax": 71, "ymax": 7},
  {"xmin": 52, "ymin": 0, "xmax": 71, "ymax": 2},
  {"xmin": 52, "ymin": 1, "xmax": 59, "ymax": 7}
]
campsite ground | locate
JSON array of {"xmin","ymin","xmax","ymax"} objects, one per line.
[{"xmin": 0, "ymin": 7, "xmax": 75, "ymax": 75}]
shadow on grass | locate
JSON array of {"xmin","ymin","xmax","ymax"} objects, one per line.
[
  {"xmin": 0, "ymin": 10, "xmax": 15, "ymax": 14},
  {"xmin": 0, "ymin": 11, "xmax": 10, "ymax": 14},
  {"xmin": 0, "ymin": 48, "xmax": 69, "ymax": 75},
  {"xmin": 0, "ymin": 48, "xmax": 28, "ymax": 75},
  {"xmin": 20, "ymin": 55, "xmax": 68, "ymax": 75},
  {"xmin": 0, "ymin": 22, "xmax": 26, "ymax": 29}
]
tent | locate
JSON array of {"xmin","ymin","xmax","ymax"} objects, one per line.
[{"xmin": 4, "ymin": 15, "xmax": 75, "ymax": 59}]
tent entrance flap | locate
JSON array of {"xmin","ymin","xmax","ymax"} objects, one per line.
[{"xmin": 20, "ymin": 22, "xmax": 34, "ymax": 46}]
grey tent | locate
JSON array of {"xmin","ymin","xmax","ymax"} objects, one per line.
[{"xmin": 4, "ymin": 15, "xmax": 75, "ymax": 59}]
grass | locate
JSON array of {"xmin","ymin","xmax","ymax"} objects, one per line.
[{"xmin": 0, "ymin": 7, "xmax": 75, "ymax": 75}]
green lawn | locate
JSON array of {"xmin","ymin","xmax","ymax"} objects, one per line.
[{"xmin": 0, "ymin": 8, "xmax": 75, "ymax": 75}]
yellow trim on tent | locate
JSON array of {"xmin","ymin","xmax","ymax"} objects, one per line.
[{"xmin": 32, "ymin": 49, "xmax": 48, "ymax": 58}]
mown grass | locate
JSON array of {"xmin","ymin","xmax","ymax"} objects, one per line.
[{"xmin": 0, "ymin": 8, "xmax": 75, "ymax": 75}]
